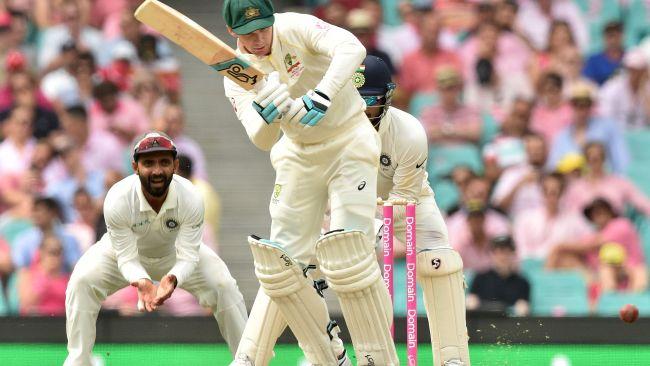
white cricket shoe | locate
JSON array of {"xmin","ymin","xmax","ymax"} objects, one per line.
[
  {"xmin": 229, "ymin": 353, "xmax": 254, "ymax": 366},
  {"xmin": 337, "ymin": 350, "xmax": 352, "ymax": 366},
  {"xmin": 443, "ymin": 359, "xmax": 465, "ymax": 366},
  {"xmin": 297, "ymin": 350, "xmax": 351, "ymax": 366}
]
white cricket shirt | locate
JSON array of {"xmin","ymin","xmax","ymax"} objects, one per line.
[
  {"xmin": 101, "ymin": 174, "xmax": 204, "ymax": 286},
  {"xmin": 377, "ymin": 107, "xmax": 433, "ymax": 203}
]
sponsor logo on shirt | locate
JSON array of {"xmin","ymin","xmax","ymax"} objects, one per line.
[
  {"xmin": 271, "ymin": 184, "xmax": 282, "ymax": 204},
  {"xmin": 131, "ymin": 219, "xmax": 151, "ymax": 229},
  {"xmin": 283, "ymin": 53, "xmax": 303, "ymax": 79}
]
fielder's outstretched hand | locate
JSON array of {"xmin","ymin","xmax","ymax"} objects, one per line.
[
  {"xmin": 131, "ymin": 278, "xmax": 157, "ymax": 312},
  {"xmin": 152, "ymin": 274, "xmax": 178, "ymax": 308}
]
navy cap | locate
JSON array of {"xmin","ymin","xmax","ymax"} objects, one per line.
[{"xmin": 354, "ymin": 56, "xmax": 395, "ymax": 96}]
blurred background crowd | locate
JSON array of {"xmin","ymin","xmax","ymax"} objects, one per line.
[{"xmin": 1, "ymin": 0, "xmax": 650, "ymax": 320}]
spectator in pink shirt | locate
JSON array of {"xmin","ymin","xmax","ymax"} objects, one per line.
[
  {"xmin": 491, "ymin": 133, "xmax": 548, "ymax": 217},
  {"xmin": 394, "ymin": 14, "xmax": 462, "ymax": 109},
  {"xmin": 460, "ymin": 21, "xmax": 531, "ymax": 90},
  {"xmin": 0, "ymin": 69, "xmax": 53, "ymax": 111},
  {"xmin": 482, "ymin": 97, "xmax": 534, "ymax": 170},
  {"xmin": 64, "ymin": 188, "xmax": 98, "ymax": 253},
  {"xmin": 564, "ymin": 142, "xmax": 650, "ymax": 215},
  {"xmin": 62, "ymin": 105, "xmax": 125, "ymax": 173},
  {"xmin": 527, "ymin": 20, "xmax": 575, "ymax": 85},
  {"xmin": 530, "ymin": 72, "xmax": 573, "ymax": 143},
  {"xmin": 448, "ymin": 199, "xmax": 511, "ymax": 272},
  {"xmin": 0, "ymin": 237, "xmax": 12, "ymax": 277},
  {"xmin": 151, "ymin": 104, "xmax": 208, "ymax": 180},
  {"xmin": 88, "ymin": 80, "xmax": 148, "ymax": 148},
  {"xmin": 0, "ymin": 105, "xmax": 36, "ymax": 177},
  {"xmin": 513, "ymin": 172, "xmax": 593, "ymax": 260},
  {"xmin": 130, "ymin": 69, "xmax": 169, "ymax": 122},
  {"xmin": 17, "ymin": 234, "xmax": 70, "ymax": 316},
  {"xmin": 420, "ymin": 67, "xmax": 481, "ymax": 145},
  {"xmin": 547, "ymin": 198, "xmax": 646, "ymax": 292}
]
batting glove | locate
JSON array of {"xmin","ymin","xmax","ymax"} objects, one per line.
[
  {"xmin": 285, "ymin": 89, "xmax": 331, "ymax": 127},
  {"xmin": 252, "ymin": 72, "xmax": 292, "ymax": 124}
]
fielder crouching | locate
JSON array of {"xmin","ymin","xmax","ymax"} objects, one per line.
[
  {"xmin": 357, "ymin": 56, "xmax": 471, "ymax": 366},
  {"xmin": 64, "ymin": 132, "xmax": 247, "ymax": 366}
]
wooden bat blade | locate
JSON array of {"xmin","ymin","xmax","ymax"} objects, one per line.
[{"xmin": 134, "ymin": 0, "xmax": 264, "ymax": 90}]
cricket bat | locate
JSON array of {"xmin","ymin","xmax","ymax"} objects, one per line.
[{"xmin": 134, "ymin": 0, "xmax": 264, "ymax": 90}]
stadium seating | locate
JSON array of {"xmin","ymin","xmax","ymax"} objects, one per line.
[
  {"xmin": 596, "ymin": 291, "xmax": 650, "ymax": 316},
  {"xmin": 625, "ymin": 130, "xmax": 650, "ymax": 195},
  {"xmin": 573, "ymin": 0, "xmax": 623, "ymax": 54},
  {"xmin": 519, "ymin": 258, "xmax": 545, "ymax": 279},
  {"xmin": 409, "ymin": 92, "xmax": 438, "ymax": 118},
  {"xmin": 0, "ymin": 287, "xmax": 8, "ymax": 316},
  {"xmin": 430, "ymin": 178, "xmax": 460, "ymax": 213},
  {"xmin": 530, "ymin": 270, "xmax": 590, "ymax": 316},
  {"xmin": 623, "ymin": 0, "xmax": 650, "ymax": 49},
  {"xmin": 427, "ymin": 144, "xmax": 483, "ymax": 184},
  {"xmin": 6, "ymin": 273, "xmax": 19, "ymax": 315}
]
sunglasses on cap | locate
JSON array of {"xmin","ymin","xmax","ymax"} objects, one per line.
[{"xmin": 362, "ymin": 95, "xmax": 387, "ymax": 107}]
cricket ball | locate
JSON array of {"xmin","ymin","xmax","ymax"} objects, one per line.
[{"xmin": 619, "ymin": 304, "xmax": 639, "ymax": 323}]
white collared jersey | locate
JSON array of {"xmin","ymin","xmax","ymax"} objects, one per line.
[
  {"xmin": 101, "ymin": 174, "xmax": 204, "ymax": 285},
  {"xmin": 376, "ymin": 107, "xmax": 433, "ymax": 202},
  {"xmin": 224, "ymin": 12, "xmax": 368, "ymax": 148}
]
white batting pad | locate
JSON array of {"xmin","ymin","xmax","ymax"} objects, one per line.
[
  {"xmin": 233, "ymin": 288, "xmax": 286, "ymax": 365},
  {"xmin": 248, "ymin": 236, "xmax": 340, "ymax": 365},
  {"xmin": 316, "ymin": 230, "xmax": 399, "ymax": 366},
  {"xmin": 417, "ymin": 248, "xmax": 471, "ymax": 365}
]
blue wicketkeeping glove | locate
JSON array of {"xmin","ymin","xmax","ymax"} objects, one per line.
[
  {"xmin": 285, "ymin": 89, "xmax": 331, "ymax": 127},
  {"xmin": 252, "ymin": 72, "xmax": 292, "ymax": 124}
]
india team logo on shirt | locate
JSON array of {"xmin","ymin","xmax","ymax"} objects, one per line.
[
  {"xmin": 165, "ymin": 218, "xmax": 179, "ymax": 230},
  {"xmin": 380, "ymin": 153, "xmax": 392, "ymax": 167}
]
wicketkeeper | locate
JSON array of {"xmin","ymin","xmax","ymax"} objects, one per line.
[{"xmin": 357, "ymin": 56, "xmax": 471, "ymax": 366}]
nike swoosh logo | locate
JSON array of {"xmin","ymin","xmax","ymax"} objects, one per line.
[{"xmin": 416, "ymin": 158, "xmax": 427, "ymax": 169}]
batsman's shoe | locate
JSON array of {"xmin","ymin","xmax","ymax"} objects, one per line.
[
  {"xmin": 443, "ymin": 359, "xmax": 466, "ymax": 366},
  {"xmin": 229, "ymin": 353, "xmax": 253, "ymax": 366},
  {"xmin": 337, "ymin": 350, "xmax": 352, "ymax": 366}
]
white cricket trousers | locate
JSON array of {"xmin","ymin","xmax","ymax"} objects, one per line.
[
  {"xmin": 64, "ymin": 240, "xmax": 247, "ymax": 366},
  {"xmin": 268, "ymin": 121, "xmax": 380, "ymax": 264}
]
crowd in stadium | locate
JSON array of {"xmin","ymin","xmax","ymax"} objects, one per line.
[{"xmin": 0, "ymin": 0, "xmax": 650, "ymax": 319}]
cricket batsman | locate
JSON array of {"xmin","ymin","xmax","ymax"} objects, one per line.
[
  {"xmin": 358, "ymin": 56, "xmax": 471, "ymax": 366},
  {"xmin": 222, "ymin": 0, "xmax": 398, "ymax": 365},
  {"xmin": 64, "ymin": 132, "xmax": 248, "ymax": 366}
]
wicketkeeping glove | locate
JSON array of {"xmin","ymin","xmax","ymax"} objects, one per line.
[
  {"xmin": 285, "ymin": 89, "xmax": 331, "ymax": 127},
  {"xmin": 252, "ymin": 72, "xmax": 292, "ymax": 124}
]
